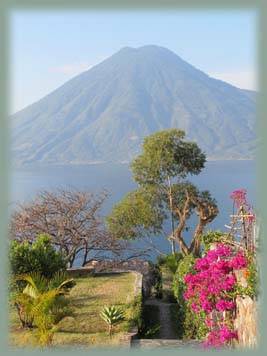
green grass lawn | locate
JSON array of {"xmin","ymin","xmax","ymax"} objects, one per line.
[{"xmin": 9, "ymin": 272, "xmax": 137, "ymax": 348}]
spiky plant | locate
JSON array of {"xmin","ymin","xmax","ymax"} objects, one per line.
[{"xmin": 100, "ymin": 305, "xmax": 124, "ymax": 337}]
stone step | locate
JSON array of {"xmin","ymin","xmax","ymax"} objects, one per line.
[{"xmin": 131, "ymin": 339, "xmax": 203, "ymax": 349}]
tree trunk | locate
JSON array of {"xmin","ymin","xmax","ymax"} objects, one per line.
[
  {"xmin": 82, "ymin": 246, "xmax": 89, "ymax": 267},
  {"xmin": 170, "ymin": 239, "xmax": 175, "ymax": 255},
  {"xmin": 189, "ymin": 219, "xmax": 205, "ymax": 256},
  {"xmin": 109, "ymin": 324, "xmax": 112, "ymax": 337},
  {"xmin": 167, "ymin": 175, "xmax": 176, "ymax": 254}
]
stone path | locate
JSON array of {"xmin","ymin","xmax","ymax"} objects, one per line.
[
  {"xmin": 131, "ymin": 267, "xmax": 204, "ymax": 349},
  {"xmin": 132, "ymin": 339, "xmax": 203, "ymax": 349},
  {"xmin": 132, "ymin": 297, "xmax": 203, "ymax": 349},
  {"xmin": 144, "ymin": 298, "xmax": 178, "ymax": 339}
]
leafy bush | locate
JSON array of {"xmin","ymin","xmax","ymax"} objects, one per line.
[
  {"xmin": 165, "ymin": 253, "xmax": 183, "ymax": 274},
  {"xmin": 173, "ymin": 254, "xmax": 196, "ymax": 301},
  {"xmin": 172, "ymin": 254, "xmax": 208, "ymax": 339},
  {"xmin": 9, "ymin": 234, "xmax": 66, "ymax": 278},
  {"xmin": 200, "ymin": 230, "xmax": 229, "ymax": 254}
]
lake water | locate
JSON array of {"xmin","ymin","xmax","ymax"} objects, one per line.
[{"xmin": 10, "ymin": 160, "xmax": 257, "ymax": 262}]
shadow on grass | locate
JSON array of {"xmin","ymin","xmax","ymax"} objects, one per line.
[{"xmin": 93, "ymin": 272, "xmax": 128, "ymax": 278}]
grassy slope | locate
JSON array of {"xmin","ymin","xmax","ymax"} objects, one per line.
[{"xmin": 9, "ymin": 272, "xmax": 136, "ymax": 348}]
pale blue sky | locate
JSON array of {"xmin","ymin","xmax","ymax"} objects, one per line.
[{"xmin": 9, "ymin": 9, "xmax": 257, "ymax": 114}]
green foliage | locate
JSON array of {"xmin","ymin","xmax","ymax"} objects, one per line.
[
  {"xmin": 106, "ymin": 188, "xmax": 165, "ymax": 240},
  {"xmin": 200, "ymin": 230, "xmax": 230, "ymax": 253},
  {"xmin": 180, "ymin": 303, "xmax": 208, "ymax": 339},
  {"xmin": 106, "ymin": 129, "xmax": 210, "ymax": 256},
  {"xmin": 100, "ymin": 305, "xmax": 125, "ymax": 336},
  {"xmin": 245, "ymin": 251, "xmax": 259, "ymax": 298},
  {"xmin": 169, "ymin": 303, "xmax": 207, "ymax": 339},
  {"xmin": 9, "ymin": 234, "xmax": 66, "ymax": 278},
  {"xmin": 172, "ymin": 254, "xmax": 196, "ymax": 301},
  {"xmin": 160, "ymin": 253, "xmax": 183, "ymax": 274},
  {"xmin": 131, "ymin": 129, "xmax": 206, "ymax": 185},
  {"xmin": 172, "ymin": 254, "xmax": 208, "ymax": 339},
  {"xmin": 14, "ymin": 271, "xmax": 74, "ymax": 346}
]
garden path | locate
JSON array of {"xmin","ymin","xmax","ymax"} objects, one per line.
[
  {"xmin": 131, "ymin": 267, "xmax": 203, "ymax": 349},
  {"xmin": 144, "ymin": 298, "xmax": 177, "ymax": 339}
]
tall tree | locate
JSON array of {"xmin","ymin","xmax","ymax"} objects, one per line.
[{"xmin": 107, "ymin": 129, "xmax": 218, "ymax": 256}]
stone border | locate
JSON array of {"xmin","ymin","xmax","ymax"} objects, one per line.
[
  {"xmin": 119, "ymin": 271, "xmax": 143, "ymax": 347},
  {"xmin": 66, "ymin": 266, "xmax": 95, "ymax": 277}
]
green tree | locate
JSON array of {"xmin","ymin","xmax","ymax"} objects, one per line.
[
  {"xmin": 9, "ymin": 234, "xmax": 66, "ymax": 278},
  {"xmin": 106, "ymin": 129, "xmax": 218, "ymax": 256}
]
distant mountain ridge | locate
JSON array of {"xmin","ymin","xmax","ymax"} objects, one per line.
[{"xmin": 11, "ymin": 45, "xmax": 257, "ymax": 165}]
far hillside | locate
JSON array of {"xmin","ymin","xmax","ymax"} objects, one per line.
[{"xmin": 11, "ymin": 45, "xmax": 256, "ymax": 166}]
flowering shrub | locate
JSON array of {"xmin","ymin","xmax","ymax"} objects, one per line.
[
  {"xmin": 229, "ymin": 189, "xmax": 254, "ymax": 222},
  {"xmin": 230, "ymin": 189, "xmax": 248, "ymax": 209},
  {"xmin": 183, "ymin": 243, "xmax": 248, "ymax": 349},
  {"xmin": 172, "ymin": 254, "xmax": 208, "ymax": 339}
]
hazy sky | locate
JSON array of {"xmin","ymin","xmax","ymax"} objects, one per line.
[{"xmin": 9, "ymin": 9, "xmax": 257, "ymax": 114}]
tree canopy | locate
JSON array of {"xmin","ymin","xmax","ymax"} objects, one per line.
[
  {"xmin": 107, "ymin": 129, "xmax": 218, "ymax": 256},
  {"xmin": 131, "ymin": 129, "xmax": 206, "ymax": 185}
]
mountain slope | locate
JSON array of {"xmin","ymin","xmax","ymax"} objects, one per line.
[{"xmin": 11, "ymin": 45, "xmax": 257, "ymax": 165}]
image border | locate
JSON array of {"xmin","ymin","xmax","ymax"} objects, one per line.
[{"xmin": 1, "ymin": 1, "xmax": 266, "ymax": 355}]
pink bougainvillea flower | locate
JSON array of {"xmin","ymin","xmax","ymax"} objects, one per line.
[
  {"xmin": 183, "ymin": 242, "xmax": 247, "ymax": 348},
  {"xmin": 216, "ymin": 299, "xmax": 235, "ymax": 311},
  {"xmin": 248, "ymin": 214, "xmax": 254, "ymax": 222},
  {"xmin": 230, "ymin": 252, "xmax": 247, "ymax": 269},
  {"xmin": 191, "ymin": 301, "xmax": 200, "ymax": 312},
  {"xmin": 230, "ymin": 189, "xmax": 247, "ymax": 208}
]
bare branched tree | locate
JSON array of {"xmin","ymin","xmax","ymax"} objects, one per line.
[{"xmin": 10, "ymin": 189, "xmax": 133, "ymax": 267}]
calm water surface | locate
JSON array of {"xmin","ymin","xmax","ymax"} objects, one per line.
[{"xmin": 10, "ymin": 160, "xmax": 257, "ymax": 262}]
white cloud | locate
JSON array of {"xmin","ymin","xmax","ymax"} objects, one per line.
[{"xmin": 207, "ymin": 70, "xmax": 257, "ymax": 91}]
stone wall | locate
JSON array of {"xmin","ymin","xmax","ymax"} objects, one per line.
[
  {"xmin": 120, "ymin": 271, "xmax": 143, "ymax": 347},
  {"xmin": 234, "ymin": 270, "xmax": 258, "ymax": 348},
  {"xmin": 66, "ymin": 266, "xmax": 94, "ymax": 277}
]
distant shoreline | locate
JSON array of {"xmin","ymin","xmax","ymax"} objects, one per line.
[{"xmin": 11, "ymin": 157, "xmax": 256, "ymax": 170}]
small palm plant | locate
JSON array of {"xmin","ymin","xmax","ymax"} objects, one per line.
[
  {"xmin": 100, "ymin": 305, "xmax": 124, "ymax": 337},
  {"xmin": 14, "ymin": 271, "xmax": 73, "ymax": 347}
]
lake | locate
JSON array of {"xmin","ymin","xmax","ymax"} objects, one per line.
[{"xmin": 10, "ymin": 160, "xmax": 257, "ymax": 262}]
